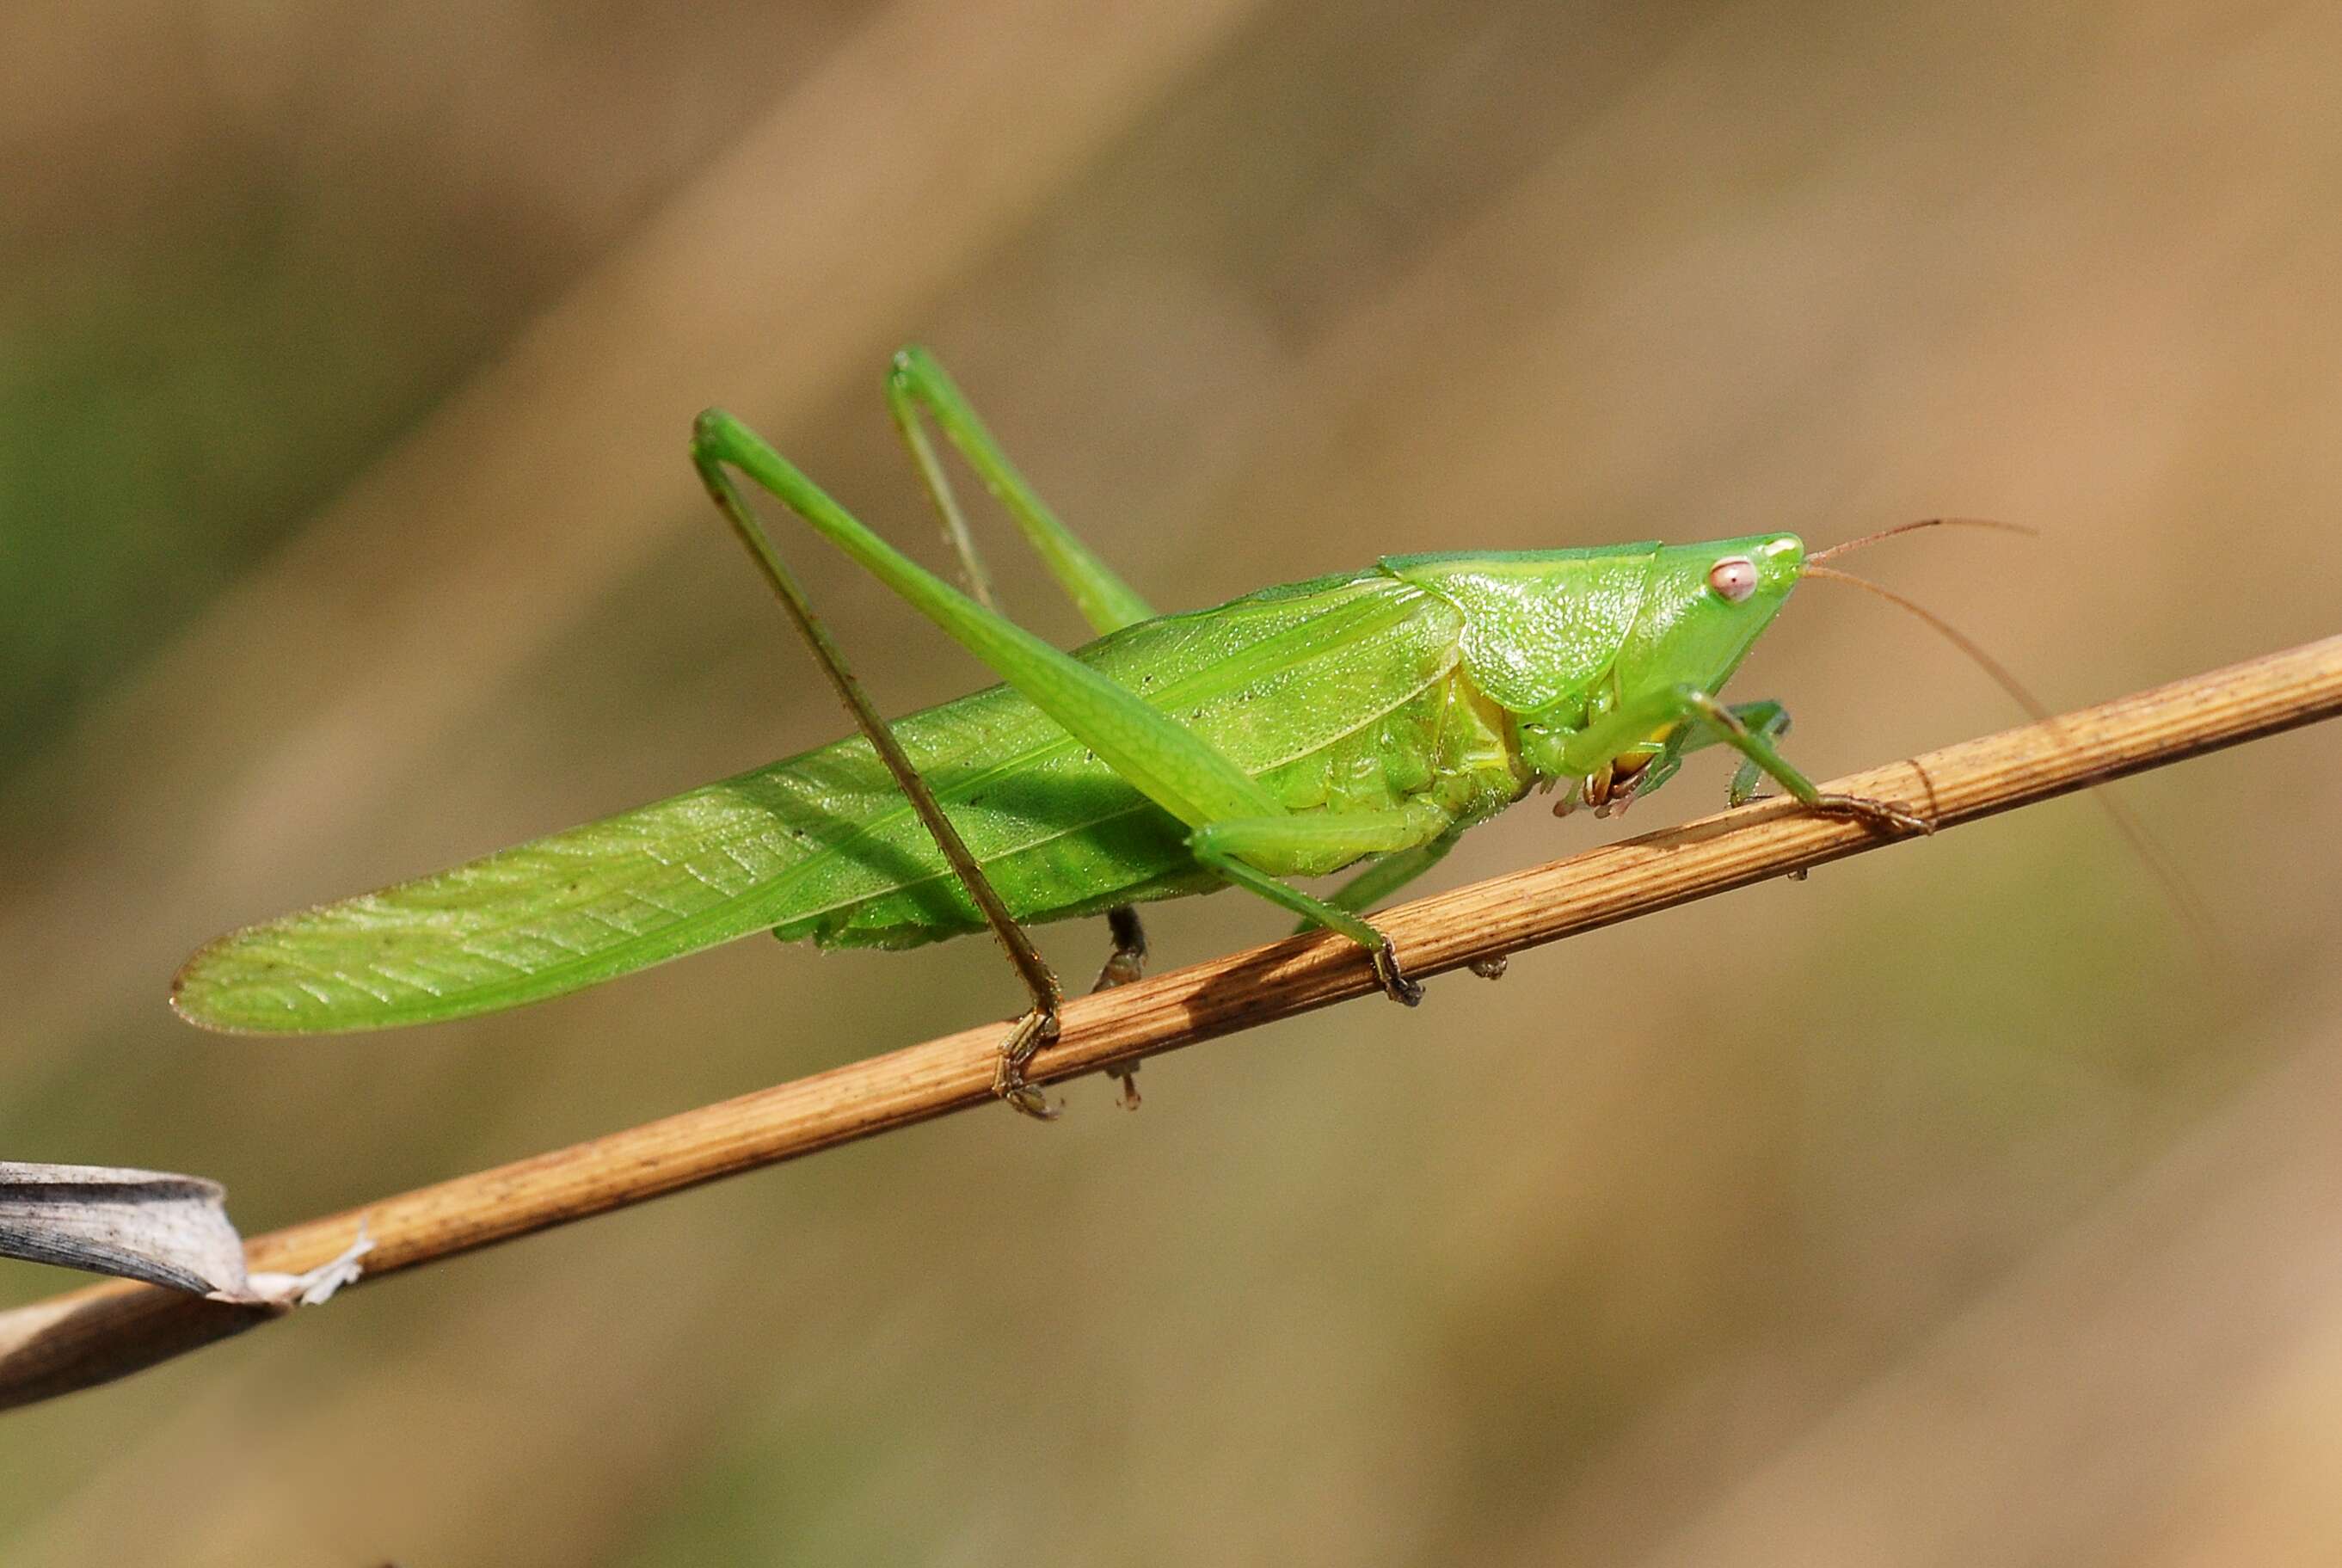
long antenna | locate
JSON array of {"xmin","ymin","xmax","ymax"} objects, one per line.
[
  {"xmin": 1810, "ymin": 515, "xmax": 2037, "ymax": 564},
  {"xmin": 1802, "ymin": 562, "xmax": 2221, "ymax": 956}
]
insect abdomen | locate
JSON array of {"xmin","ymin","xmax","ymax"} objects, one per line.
[{"xmin": 784, "ymin": 571, "xmax": 1484, "ymax": 946}]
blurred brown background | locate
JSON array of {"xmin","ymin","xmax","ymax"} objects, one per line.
[{"xmin": 4, "ymin": 1, "xmax": 2341, "ymax": 1561}]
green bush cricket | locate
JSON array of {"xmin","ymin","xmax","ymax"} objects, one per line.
[{"xmin": 174, "ymin": 346, "xmax": 1953, "ymax": 1117}]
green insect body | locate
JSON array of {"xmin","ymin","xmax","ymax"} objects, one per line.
[
  {"xmin": 175, "ymin": 540, "xmax": 1804, "ymax": 1033},
  {"xmin": 174, "ymin": 347, "xmax": 1909, "ymax": 1096}
]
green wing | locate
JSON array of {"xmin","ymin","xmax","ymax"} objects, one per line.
[
  {"xmin": 174, "ymin": 732, "xmax": 980, "ymax": 1034},
  {"xmin": 173, "ymin": 571, "xmax": 1460, "ymax": 1033}
]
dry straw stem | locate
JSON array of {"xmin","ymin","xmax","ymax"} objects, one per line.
[{"xmin": 5, "ymin": 632, "xmax": 2339, "ymax": 1411}]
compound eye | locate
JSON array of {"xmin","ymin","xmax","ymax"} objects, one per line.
[{"xmin": 1707, "ymin": 555, "xmax": 1758, "ymax": 602}]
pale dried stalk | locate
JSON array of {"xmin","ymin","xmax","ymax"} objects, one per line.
[
  {"xmin": 0, "ymin": 1164, "xmax": 367, "ymax": 1305},
  {"xmin": 4, "ymin": 633, "xmax": 2339, "ymax": 1411}
]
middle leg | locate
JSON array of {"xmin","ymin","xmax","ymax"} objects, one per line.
[{"xmin": 1189, "ymin": 806, "xmax": 1456, "ymax": 1005}]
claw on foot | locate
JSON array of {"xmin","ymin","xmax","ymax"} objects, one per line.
[
  {"xmin": 998, "ymin": 1080, "xmax": 1058, "ymax": 1120},
  {"xmin": 992, "ymin": 1007, "xmax": 1062, "ymax": 1122},
  {"xmin": 1373, "ymin": 939, "xmax": 1424, "ymax": 1006},
  {"xmin": 1812, "ymin": 791, "xmax": 1933, "ymax": 837},
  {"xmin": 1467, "ymin": 954, "xmax": 1509, "ymax": 980}
]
